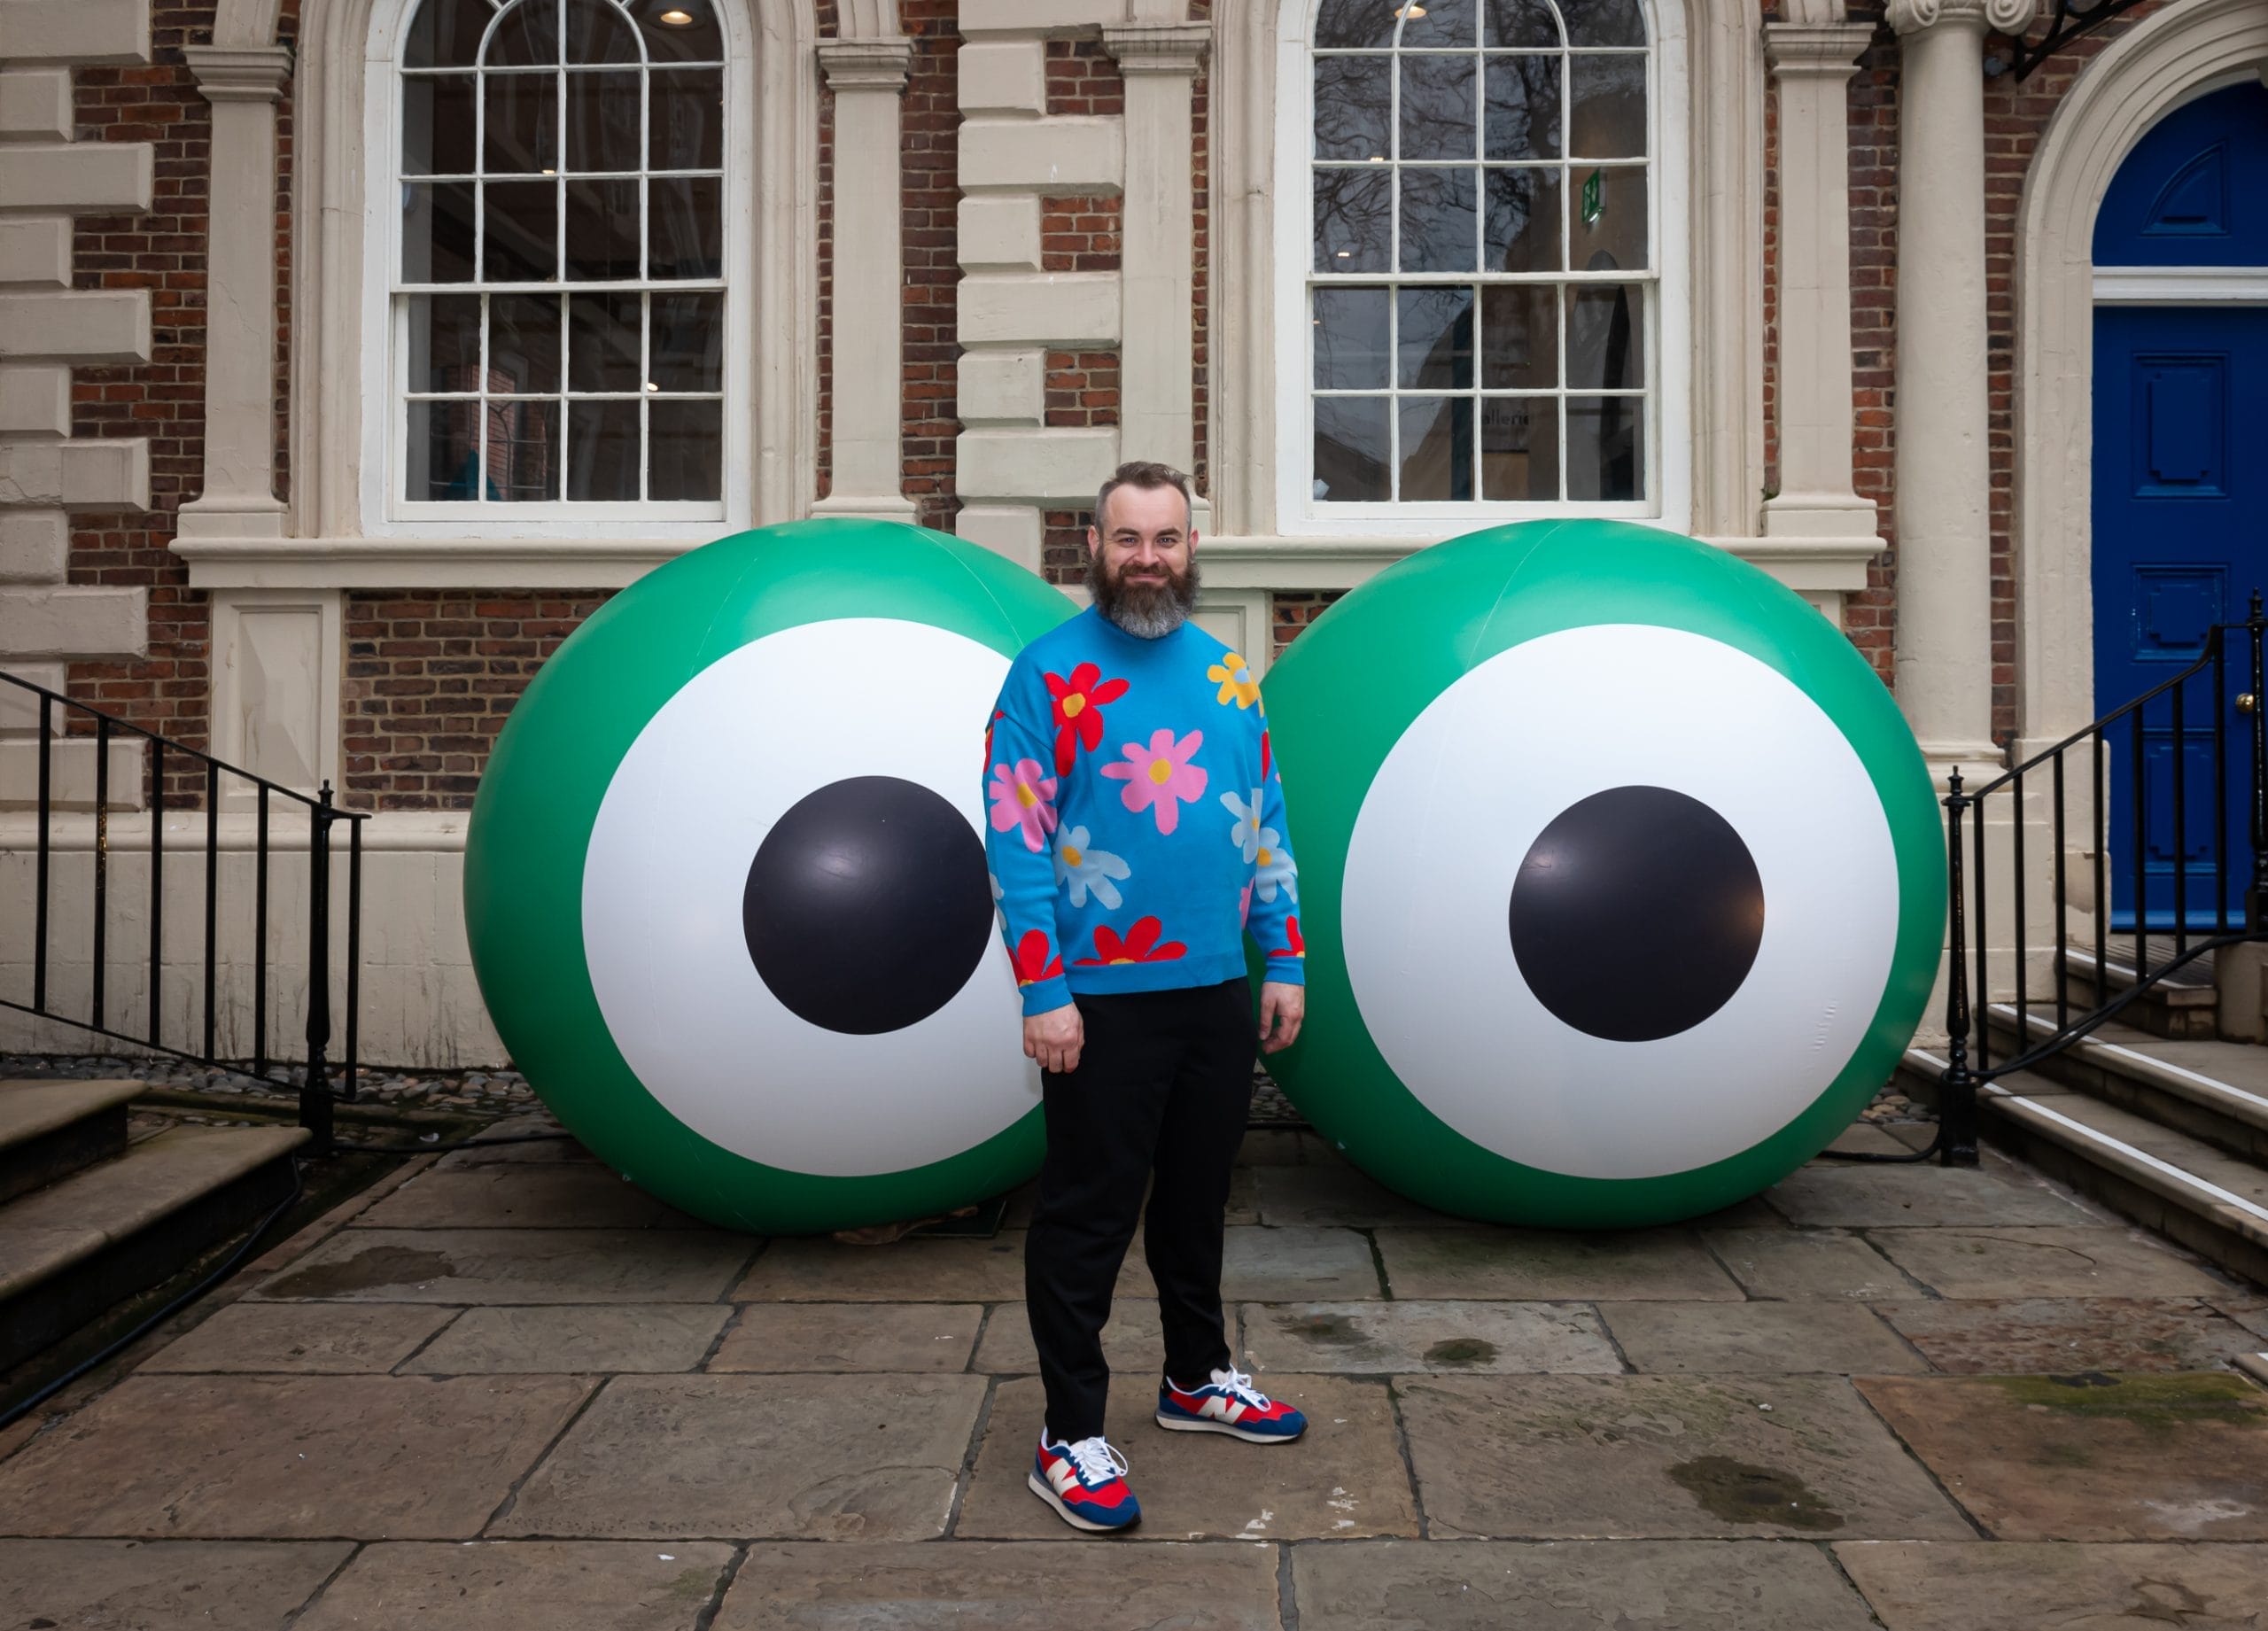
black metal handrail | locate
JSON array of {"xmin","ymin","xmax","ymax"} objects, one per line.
[
  {"xmin": 1, "ymin": 670, "xmax": 367, "ymax": 1142},
  {"xmin": 1934, "ymin": 594, "xmax": 2268, "ymax": 1161}
]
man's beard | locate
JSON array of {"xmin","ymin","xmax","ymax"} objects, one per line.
[{"xmin": 1090, "ymin": 549, "xmax": 1200, "ymax": 639}]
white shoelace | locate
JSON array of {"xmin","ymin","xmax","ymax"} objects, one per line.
[
  {"xmin": 1213, "ymin": 1366, "xmax": 1273, "ymax": 1410},
  {"xmin": 1065, "ymin": 1435, "xmax": 1130, "ymax": 1485}
]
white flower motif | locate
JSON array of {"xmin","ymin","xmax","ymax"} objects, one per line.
[
  {"xmin": 1254, "ymin": 831, "xmax": 1298, "ymax": 905},
  {"xmin": 1222, "ymin": 788, "xmax": 1265, "ymax": 862},
  {"xmin": 988, "ymin": 871, "xmax": 1004, "ymax": 904},
  {"xmin": 1052, "ymin": 825, "xmax": 1131, "ymax": 910}
]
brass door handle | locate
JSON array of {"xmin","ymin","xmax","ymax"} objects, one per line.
[{"xmin": 2241, "ymin": 694, "xmax": 2259, "ymax": 715}]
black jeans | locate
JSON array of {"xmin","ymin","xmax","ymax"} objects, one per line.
[{"xmin": 1025, "ymin": 977, "xmax": 1257, "ymax": 1443}]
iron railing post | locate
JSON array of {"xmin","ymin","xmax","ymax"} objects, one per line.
[
  {"xmin": 301, "ymin": 781, "xmax": 336, "ymax": 1146},
  {"xmin": 1939, "ymin": 771, "xmax": 1980, "ymax": 1166}
]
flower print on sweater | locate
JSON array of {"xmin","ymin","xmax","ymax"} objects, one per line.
[
  {"xmin": 1254, "ymin": 829, "xmax": 1298, "ymax": 904},
  {"xmin": 1222, "ymin": 789, "xmax": 1266, "ymax": 863},
  {"xmin": 1076, "ymin": 915, "xmax": 1187, "ymax": 966},
  {"xmin": 1207, "ymin": 652, "xmax": 1261, "ymax": 710},
  {"xmin": 1053, "ymin": 826, "xmax": 1131, "ymax": 910},
  {"xmin": 1012, "ymin": 930, "xmax": 1063, "ymax": 987},
  {"xmin": 988, "ymin": 757, "xmax": 1059, "ymax": 853},
  {"xmin": 1270, "ymin": 917, "xmax": 1304, "ymax": 959},
  {"xmin": 1045, "ymin": 663, "xmax": 1130, "ymax": 776},
  {"xmin": 1099, "ymin": 727, "xmax": 1208, "ymax": 835}
]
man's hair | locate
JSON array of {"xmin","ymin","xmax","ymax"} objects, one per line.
[{"xmin": 1094, "ymin": 460, "xmax": 1193, "ymax": 537}]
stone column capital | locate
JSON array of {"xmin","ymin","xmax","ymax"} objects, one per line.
[
  {"xmin": 183, "ymin": 43, "xmax": 291, "ymax": 103},
  {"xmin": 1886, "ymin": 0, "xmax": 2033, "ymax": 38},
  {"xmin": 1762, "ymin": 21, "xmax": 1876, "ymax": 74},
  {"xmin": 816, "ymin": 35, "xmax": 913, "ymax": 92},
  {"xmin": 1101, "ymin": 22, "xmax": 1210, "ymax": 76}
]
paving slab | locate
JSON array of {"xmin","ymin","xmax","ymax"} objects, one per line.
[
  {"xmin": 137, "ymin": 1301, "xmax": 455, "ymax": 1373},
  {"xmin": 1243, "ymin": 1300, "xmax": 1622, "ymax": 1375},
  {"xmin": 1764, "ymin": 1163, "xmax": 2096, "ymax": 1228},
  {"xmin": 402, "ymin": 1304, "xmax": 730, "ymax": 1373},
  {"xmin": 735, "ymin": 1233, "xmax": 1045, "ymax": 1302},
  {"xmin": 1375, "ymin": 1228, "xmax": 1742, "ymax": 1301},
  {"xmin": 1600, "ymin": 1301, "xmax": 1929, "ymax": 1375},
  {"xmin": 955, "ymin": 1373, "xmax": 1418, "ymax": 1540},
  {"xmin": 1702, "ymin": 1227, "xmax": 1925, "ymax": 1301},
  {"xmin": 356, "ymin": 1165, "xmax": 703, "ymax": 1229},
  {"xmin": 493, "ymin": 1373, "xmax": 986, "ymax": 1541},
  {"xmin": 258, "ymin": 1228, "xmax": 755, "ymax": 1304},
  {"xmin": 709, "ymin": 1302, "xmax": 983, "ymax": 1372},
  {"xmin": 1293, "ymin": 1539, "xmax": 1883, "ymax": 1630},
  {"xmin": 0, "ymin": 1540, "xmax": 350, "ymax": 1630},
  {"xmin": 1221, "ymin": 1226, "xmax": 1382, "ymax": 1300},
  {"xmin": 1395, "ymin": 1374, "xmax": 1974, "ymax": 1540},
  {"xmin": 1866, "ymin": 1227, "xmax": 2234, "ymax": 1300},
  {"xmin": 714, "ymin": 1541, "xmax": 1282, "ymax": 1629},
  {"xmin": 1856, "ymin": 1372, "xmax": 2268, "ymax": 1541},
  {"xmin": 1876, "ymin": 1297, "xmax": 2266, "ymax": 1374},
  {"xmin": 2219, "ymin": 1299, "xmax": 2268, "ymax": 1340},
  {"xmin": 295, "ymin": 1542, "xmax": 736, "ymax": 1630},
  {"xmin": 1251, "ymin": 1163, "xmax": 1479, "ymax": 1228},
  {"xmin": 974, "ymin": 1298, "xmax": 1167, "ymax": 1376},
  {"xmin": 0, "ymin": 1374, "xmax": 591, "ymax": 1539},
  {"xmin": 1833, "ymin": 1540, "xmax": 2268, "ymax": 1629},
  {"xmin": 1232, "ymin": 1127, "xmax": 1307, "ymax": 1167},
  {"xmin": 431, "ymin": 1115, "xmax": 593, "ymax": 1166}
]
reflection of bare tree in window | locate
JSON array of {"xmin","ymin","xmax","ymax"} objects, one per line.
[
  {"xmin": 1557, "ymin": 0, "xmax": 1644, "ymax": 48},
  {"xmin": 1314, "ymin": 57, "xmax": 1389, "ymax": 159},
  {"xmin": 1486, "ymin": 57, "xmax": 1560, "ymax": 159},
  {"xmin": 1314, "ymin": 167, "xmax": 1392, "ymax": 271},
  {"xmin": 1315, "ymin": 0, "xmax": 1396, "ymax": 50}
]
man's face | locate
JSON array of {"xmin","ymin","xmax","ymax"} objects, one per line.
[{"xmin": 1088, "ymin": 483, "xmax": 1200, "ymax": 636}]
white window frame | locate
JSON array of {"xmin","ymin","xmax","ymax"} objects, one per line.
[
  {"xmin": 1271, "ymin": 0, "xmax": 1690, "ymax": 537},
  {"xmin": 359, "ymin": 0, "xmax": 756, "ymax": 541}
]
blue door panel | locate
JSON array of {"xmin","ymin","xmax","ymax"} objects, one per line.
[{"xmin": 2139, "ymin": 358, "xmax": 2223, "ymax": 494}]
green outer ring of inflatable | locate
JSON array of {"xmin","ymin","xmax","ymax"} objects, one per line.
[
  {"xmin": 463, "ymin": 520, "xmax": 1078, "ymax": 1234},
  {"xmin": 1249, "ymin": 519, "xmax": 1946, "ymax": 1228}
]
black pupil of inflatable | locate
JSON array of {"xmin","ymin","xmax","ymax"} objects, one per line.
[
  {"xmin": 1509, "ymin": 784, "xmax": 1766, "ymax": 1043},
  {"xmin": 743, "ymin": 775, "xmax": 992, "ymax": 1036}
]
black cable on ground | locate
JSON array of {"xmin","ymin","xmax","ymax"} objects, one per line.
[{"xmin": 0, "ymin": 1157, "xmax": 307, "ymax": 1433}]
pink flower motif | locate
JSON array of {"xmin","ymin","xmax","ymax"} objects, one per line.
[
  {"xmin": 1239, "ymin": 880, "xmax": 1254, "ymax": 928},
  {"xmin": 1100, "ymin": 728, "xmax": 1208, "ymax": 835},
  {"xmin": 988, "ymin": 757, "xmax": 1060, "ymax": 853}
]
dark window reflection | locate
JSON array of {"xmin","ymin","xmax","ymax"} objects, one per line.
[
  {"xmin": 1481, "ymin": 396, "xmax": 1558, "ymax": 499},
  {"xmin": 484, "ymin": 71, "xmax": 558, "ymax": 173},
  {"xmin": 1567, "ymin": 396, "xmax": 1642, "ymax": 500},
  {"xmin": 1567, "ymin": 283, "xmax": 1642, "ymax": 390},
  {"xmin": 1395, "ymin": 0, "xmax": 1475, "ymax": 49},
  {"xmin": 408, "ymin": 292, "xmax": 482, "ymax": 393},
  {"xmin": 651, "ymin": 400, "xmax": 724, "ymax": 500},
  {"xmin": 1397, "ymin": 287, "xmax": 1474, "ymax": 389},
  {"xmin": 1400, "ymin": 396, "xmax": 1474, "ymax": 500},
  {"xmin": 1314, "ymin": 57, "xmax": 1390, "ymax": 162},
  {"xmin": 564, "ymin": 0, "xmax": 641, "ymax": 62},
  {"xmin": 566, "ymin": 71, "xmax": 641, "ymax": 172},
  {"xmin": 640, "ymin": 0, "xmax": 726, "ymax": 63},
  {"xmin": 1480, "ymin": 283, "xmax": 1556, "ymax": 389},
  {"xmin": 568, "ymin": 398, "xmax": 641, "ymax": 501},
  {"xmin": 651, "ymin": 70, "xmax": 725, "ymax": 169},
  {"xmin": 402, "ymin": 182, "xmax": 478, "ymax": 282},
  {"xmin": 1485, "ymin": 57, "xmax": 1560, "ymax": 160},
  {"xmin": 487, "ymin": 0, "xmax": 560, "ymax": 66},
  {"xmin": 1573, "ymin": 165, "xmax": 1646, "ymax": 270},
  {"xmin": 1400, "ymin": 55, "xmax": 1477, "ymax": 162},
  {"xmin": 1314, "ymin": 167, "xmax": 1392, "ymax": 273},
  {"xmin": 402, "ymin": 74, "xmax": 476, "ymax": 175},
  {"xmin": 1400, "ymin": 167, "xmax": 1477, "ymax": 272},
  {"xmin": 649, "ymin": 176, "xmax": 723, "ymax": 277},
  {"xmin": 1569, "ymin": 54, "xmax": 1646, "ymax": 159},
  {"xmin": 1314, "ymin": 286, "xmax": 1391, "ymax": 390},
  {"xmin": 406, "ymin": 0, "xmax": 491, "ymax": 69},
  {"xmin": 1484, "ymin": 0, "xmax": 1559, "ymax": 48},
  {"xmin": 1558, "ymin": 0, "xmax": 1646, "ymax": 48},
  {"xmin": 652, "ymin": 292, "xmax": 724, "ymax": 391},
  {"xmin": 1484, "ymin": 166, "xmax": 1563, "ymax": 272},
  {"xmin": 485, "ymin": 397, "xmax": 561, "ymax": 501},
  {"xmin": 1315, "ymin": 0, "xmax": 1398, "ymax": 50},
  {"xmin": 565, "ymin": 178, "xmax": 641, "ymax": 279},
  {"xmin": 569, "ymin": 291, "xmax": 641, "ymax": 392},
  {"xmin": 1314, "ymin": 397, "xmax": 1391, "ymax": 501},
  {"xmin": 484, "ymin": 180, "xmax": 560, "ymax": 281},
  {"xmin": 489, "ymin": 293, "xmax": 562, "ymax": 392}
]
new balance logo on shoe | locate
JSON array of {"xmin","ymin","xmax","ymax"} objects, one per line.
[
  {"xmin": 1028, "ymin": 1433, "xmax": 1141, "ymax": 1533},
  {"xmin": 1156, "ymin": 1367, "xmax": 1309, "ymax": 1444}
]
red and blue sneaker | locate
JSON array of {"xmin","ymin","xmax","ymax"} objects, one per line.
[
  {"xmin": 1156, "ymin": 1366, "xmax": 1308, "ymax": 1442},
  {"xmin": 1029, "ymin": 1433, "xmax": 1141, "ymax": 1533}
]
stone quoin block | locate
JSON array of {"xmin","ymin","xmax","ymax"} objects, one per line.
[
  {"xmin": 957, "ymin": 194, "xmax": 1044, "ymax": 272},
  {"xmin": 0, "ymin": 71, "xmax": 73, "ymax": 141},
  {"xmin": 959, "ymin": 117, "xmax": 1122, "ymax": 194},
  {"xmin": 957, "ymin": 272, "xmax": 1120, "ymax": 348},
  {"xmin": 0, "ymin": 291, "xmax": 151, "ymax": 365},
  {"xmin": 0, "ymin": 144, "xmax": 154, "ymax": 217},
  {"xmin": 0, "ymin": 439, "xmax": 151, "ymax": 510},
  {"xmin": 0, "ymin": 218, "xmax": 71, "ymax": 288},
  {"xmin": 956, "ymin": 426, "xmax": 1120, "ymax": 502}
]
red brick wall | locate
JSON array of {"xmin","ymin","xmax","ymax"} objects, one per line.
[
  {"xmin": 1045, "ymin": 39, "xmax": 1123, "ymax": 116},
  {"xmin": 1046, "ymin": 352, "xmax": 1120, "ymax": 429},
  {"xmin": 814, "ymin": 0, "xmax": 838, "ymax": 501},
  {"xmin": 1844, "ymin": 15, "xmax": 1898, "ymax": 691},
  {"xmin": 274, "ymin": 0, "xmax": 298, "ymax": 502},
  {"xmin": 1271, "ymin": 592, "xmax": 1344, "ymax": 663},
  {"xmin": 1191, "ymin": 4, "xmax": 1210, "ymax": 502},
  {"xmin": 1040, "ymin": 194, "xmax": 1122, "ymax": 272},
  {"xmin": 902, "ymin": 0, "xmax": 961, "ymax": 532}
]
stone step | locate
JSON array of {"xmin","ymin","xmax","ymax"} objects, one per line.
[
  {"xmin": 2054, "ymin": 945, "xmax": 2218, "ymax": 1039},
  {"xmin": 1900, "ymin": 1045, "xmax": 2268, "ymax": 1289},
  {"xmin": 1981, "ymin": 1004, "xmax": 2268, "ymax": 1164},
  {"xmin": 0, "ymin": 1122, "xmax": 308, "ymax": 1373},
  {"xmin": 0, "ymin": 1078, "xmax": 143, "ymax": 1207}
]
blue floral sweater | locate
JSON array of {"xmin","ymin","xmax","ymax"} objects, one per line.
[{"xmin": 984, "ymin": 606, "xmax": 1305, "ymax": 1017}]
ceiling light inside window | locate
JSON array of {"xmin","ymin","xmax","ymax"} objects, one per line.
[
  {"xmin": 645, "ymin": 381, "xmax": 661, "ymax": 392},
  {"xmin": 658, "ymin": 7, "xmax": 695, "ymax": 23},
  {"xmin": 1394, "ymin": 3, "xmax": 1427, "ymax": 18},
  {"xmin": 1336, "ymin": 250, "xmax": 1352, "ymax": 259}
]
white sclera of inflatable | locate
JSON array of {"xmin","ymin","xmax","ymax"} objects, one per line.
[
  {"xmin": 581, "ymin": 617, "xmax": 1037, "ymax": 1177},
  {"xmin": 1340, "ymin": 623, "xmax": 1899, "ymax": 1181}
]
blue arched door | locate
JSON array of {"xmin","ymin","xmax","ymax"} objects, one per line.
[{"xmin": 2093, "ymin": 82, "xmax": 2268, "ymax": 928}]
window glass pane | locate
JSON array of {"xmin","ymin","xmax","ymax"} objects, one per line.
[
  {"xmin": 1397, "ymin": 286, "xmax": 1473, "ymax": 388},
  {"xmin": 1313, "ymin": 397, "xmax": 1390, "ymax": 501},
  {"xmin": 563, "ymin": 0, "xmax": 640, "ymax": 61},
  {"xmin": 407, "ymin": 399, "xmax": 485, "ymax": 500},
  {"xmin": 1313, "ymin": 57, "xmax": 1389, "ymax": 163},
  {"xmin": 403, "ymin": 74, "xmax": 476, "ymax": 175},
  {"xmin": 1484, "ymin": 57, "xmax": 1559, "ymax": 160},
  {"xmin": 650, "ymin": 400, "xmax": 723, "ymax": 500},
  {"xmin": 641, "ymin": 0, "xmax": 726, "ymax": 63},
  {"xmin": 1483, "ymin": 165, "xmax": 1561, "ymax": 271},
  {"xmin": 1566, "ymin": 282, "xmax": 1643, "ymax": 390},
  {"xmin": 1313, "ymin": 167, "xmax": 1390, "ymax": 273},
  {"xmin": 489, "ymin": 293, "xmax": 562, "ymax": 392},
  {"xmin": 1571, "ymin": 164, "xmax": 1645, "ymax": 270},
  {"xmin": 651, "ymin": 70, "xmax": 725, "ymax": 169},
  {"xmin": 1398, "ymin": 56, "xmax": 1476, "ymax": 162},
  {"xmin": 1483, "ymin": 0, "xmax": 1558, "ymax": 48},
  {"xmin": 406, "ymin": 292, "xmax": 483, "ymax": 392},
  {"xmin": 568, "ymin": 398, "xmax": 641, "ymax": 500},
  {"xmin": 1568, "ymin": 55, "xmax": 1646, "ymax": 158},
  {"xmin": 1399, "ymin": 167, "xmax": 1477, "ymax": 272},
  {"xmin": 1480, "ymin": 396, "xmax": 1557, "ymax": 498},
  {"xmin": 1394, "ymin": 0, "xmax": 1474, "ymax": 49},
  {"xmin": 566, "ymin": 70, "xmax": 641, "ymax": 171},
  {"xmin": 1557, "ymin": 0, "xmax": 1646, "ymax": 48},
  {"xmin": 1480, "ymin": 283, "xmax": 1555, "ymax": 388},
  {"xmin": 487, "ymin": 0, "xmax": 560, "ymax": 66},
  {"xmin": 405, "ymin": 0, "xmax": 493, "ymax": 68},
  {"xmin": 483, "ymin": 180, "xmax": 560, "ymax": 280},
  {"xmin": 483, "ymin": 71, "xmax": 558, "ymax": 173},
  {"xmin": 402, "ymin": 182, "xmax": 478, "ymax": 282},
  {"xmin": 565, "ymin": 178, "xmax": 641, "ymax": 279},
  {"xmin": 569, "ymin": 291, "xmax": 642, "ymax": 391},
  {"xmin": 486, "ymin": 397, "xmax": 562, "ymax": 500},
  {"xmin": 1566, "ymin": 395, "xmax": 1643, "ymax": 500},
  {"xmin": 1399, "ymin": 396, "xmax": 1474, "ymax": 500},
  {"xmin": 651, "ymin": 291, "xmax": 723, "ymax": 391},
  {"xmin": 1315, "ymin": 0, "xmax": 1395, "ymax": 49},
  {"xmin": 1313, "ymin": 286, "xmax": 1390, "ymax": 389},
  {"xmin": 648, "ymin": 176, "xmax": 722, "ymax": 277}
]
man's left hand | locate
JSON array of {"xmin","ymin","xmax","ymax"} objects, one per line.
[{"xmin": 1257, "ymin": 982, "xmax": 1306, "ymax": 1054}]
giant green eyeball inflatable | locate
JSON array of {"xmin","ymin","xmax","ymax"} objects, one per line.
[
  {"xmin": 1255, "ymin": 520, "xmax": 1943, "ymax": 1228},
  {"xmin": 464, "ymin": 520, "xmax": 1076, "ymax": 1233}
]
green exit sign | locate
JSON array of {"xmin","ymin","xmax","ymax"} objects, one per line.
[{"xmin": 1581, "ymin": 168, "xmax": 1604, "ymax": 226}]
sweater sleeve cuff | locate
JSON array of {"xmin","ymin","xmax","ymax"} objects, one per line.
[
  {"xmin": 1019, "ymin": 977, "xmax": 1075, "ymax": 1017},
  {"xmin": 1259, "ymin": 959, "xmax": 1306, "ymax": 987}
]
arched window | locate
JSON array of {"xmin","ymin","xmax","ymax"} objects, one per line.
[
  {"xmin": 1294, "ymin": 0, "xmax": 1661, "ymax": 517},
  {"xmin": 392, "ymin": 0, "xmax": 731, "ymax": 516}
]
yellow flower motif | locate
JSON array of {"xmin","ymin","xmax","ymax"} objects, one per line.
[{"xmin": 1208, "ymin": 652, "xmax": 1261, "ymax": 710}]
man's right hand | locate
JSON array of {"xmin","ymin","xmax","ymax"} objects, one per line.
[{"xmin": 1024, "ymin": 1003, "xmax": 1084, "ymax": 1076}]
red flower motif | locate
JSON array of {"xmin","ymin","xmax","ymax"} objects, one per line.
[
  {"xmin": 1269, "ymin": 917, "xmax": 1305, "ymax": 959},
  {"xmin": 983, "ymin": 708, "xmax": 1004, "ymax": 773},
  {"xmin": 1261, "ymin": 728, "xmax": 1272, "ymax": 783},
  {"xmin": 1076, "ymin": 915, "xmax": 1187, "ymax": 967},
  {"xmin": 1045, "ymin": 662, "xmax": 1130, "ymax": 775},
  {"xmin": 1013, "ymin": 930, "xmax": 1062, "ymax": 986}
]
